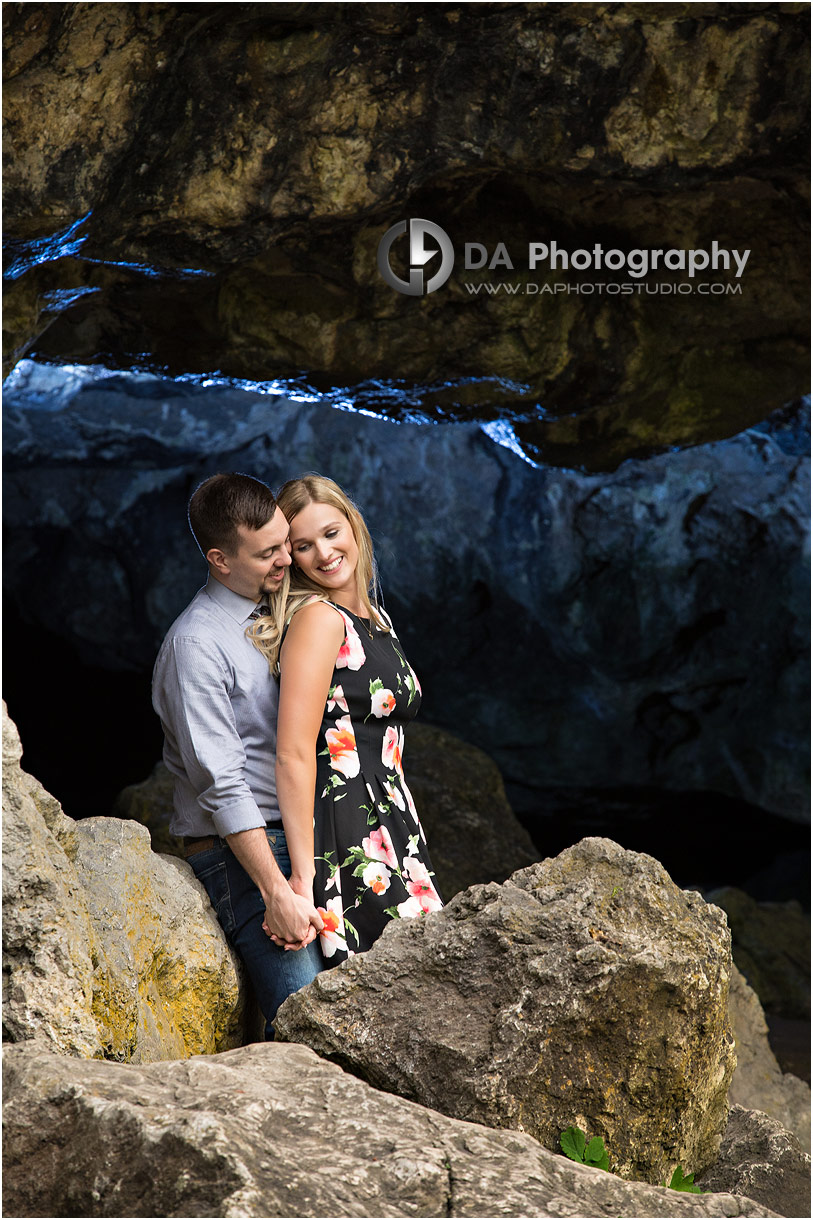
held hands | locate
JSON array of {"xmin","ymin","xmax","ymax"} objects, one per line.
[{"xmin": 262, "ymin": 874, "xmax": 323, "ymax": 951}]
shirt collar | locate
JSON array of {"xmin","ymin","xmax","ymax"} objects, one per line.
[{"xmin": 204, "ymin": 574, "xmax": 264, "ymax": 625}]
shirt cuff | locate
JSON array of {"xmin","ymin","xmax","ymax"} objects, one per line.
[{"xmin": 211, "ymin": 799, "xmax": 268, "ymax": 839}]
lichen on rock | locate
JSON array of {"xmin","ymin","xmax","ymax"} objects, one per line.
[{"xmin": 2, "ymin": 703, "xmax": 246, "ymax": 1062}]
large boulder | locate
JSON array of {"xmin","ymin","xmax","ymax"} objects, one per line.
[
  {"xmin": 2, "ymin": 705, "xmax": 245, "ymax": 1061},
  {"xmin": 3, "ymin": 364, "xmax": 808, "ymax": 827},
  {"xmin": 697, "ymin": 1106, "xmax": 810, "ymax": 1219},
  {"xmin": 2, "ymin": 1041, "xmax": 777, "ymax": 1219},
  {"xmin": 727, "ymin": 966, "xmax": 810, "ymax": 1150},
  {"xmin": 276, "ymin": 837, "xmax": 736, "ymax": 1185}
]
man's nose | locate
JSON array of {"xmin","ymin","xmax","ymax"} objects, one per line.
[{"xmin": 277, "ymin": 548, "xmax": 292, "ymax": 567}]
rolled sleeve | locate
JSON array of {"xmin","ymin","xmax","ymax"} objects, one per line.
[{"xmin": 155, "ymin": 635, "xmax": 267, "ymax": 837}]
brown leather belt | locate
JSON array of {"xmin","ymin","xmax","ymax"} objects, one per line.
[{"xmin": 183, "ymin": 835, "xmax": 218, "ymax": 858}]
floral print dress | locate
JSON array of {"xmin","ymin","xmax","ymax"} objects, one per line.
[{"xmin": 313, "ymin": 602, "xmax": 442, "ymax": 963}]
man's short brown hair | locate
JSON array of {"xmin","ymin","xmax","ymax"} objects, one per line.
[{"xmin": 188, "ymin": 473, "xmax": 278, "ymax": 558}]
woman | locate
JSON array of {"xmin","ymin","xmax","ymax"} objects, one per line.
[{"xmin": 252, "ymin": 474, "xmax": 442, "ymax": 964}]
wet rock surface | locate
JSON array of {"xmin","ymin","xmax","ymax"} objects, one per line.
[
  {"xmin": 276, "ymin": 837, "xmax": 736, "ymax": 1186},
  {"xmin": 2, "ymin": 1041, "xmax": 779, "ymax": 1219},
  {"xmin": 3, "ymin": 366, "xmax": 808, "ymax": 824},
  {"xmin": 3, "ymin": 3, "xmax": 809, "ymax": 467}
]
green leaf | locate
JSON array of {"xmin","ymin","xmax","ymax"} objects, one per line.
[
  {"xmin": 584, "ymin": 1136, "xmax": 609, "ymax": 1171},
  {"xmin": 560, "ymin": 1127, "xmax": 586, "ymax": 1163},
  {"xmin": 668, "ymin": 1166, "xmax": 703, "ymax": 1194},
  {"xmin": 369, "ymin": 677, "xmax": 384, "ymax": 694},
  {"xmin": 383, "ymin": 905, "xmax": 400, "ymax": 918}
]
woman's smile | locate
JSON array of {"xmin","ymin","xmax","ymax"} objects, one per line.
[{"xmin": 288, "ymin": 501, "xmax": 361, "ymax": 605}]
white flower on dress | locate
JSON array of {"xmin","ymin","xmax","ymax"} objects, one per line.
[
  {"xmin": 401, "ymin": 780, "xmax": 420, "ymax": 826},
  {"xmin": 381, "ymin": 725, "xmax": 404, "ymax": 777},
  {"xmin": 362, "ymin": 825, "xmax": 398, "ymax": 868},
  {"xmin": 335, "ymin": 612, "xmax": 366, "ymax": 671},
  {"xmin": 318, "ymin": 896, "xmax": 349, "ymax": 958},
  {"xmin": 384, "ymin": 780, "xmax": 405, "ymax": 811},
  {"xmin": 362, "ymin": 861, "xmax": 392, "ymax": 895},
  {"xmin": 325, "ymin": 716, "xmax": 360, "ymax": 778},
  {"xmin": 370, "ymin": 686, "xmax": 396, "ymax": 718},
  {"xmin": 396, "ymin": 896, "xmax": 423, "ymax": 919},
  {"xmin": 402, "ymin": 856, "xmax": 443, "ymax": 913},
  {"xmin": 327, "ymin": 683, "xmax": 349, "ymax": 713}
]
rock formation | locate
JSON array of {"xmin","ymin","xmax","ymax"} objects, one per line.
[
  {"xmin": 697, "ymin": 1106, "xmax": 810, "ymax": 1219},
  {"xmin": 2, "ymin": 704, "xmax": 246, "ymax": 1061},
  {"xmin": 727, "ymin": 966, "xmax": 810, "ymax": 1150},
  {"xmin": 3, "ymin": 4, "xmax": 809, "ymax": 467},
  {"xmin": 709, "ymin": 887, "xmax": 811, "ymax": 1019},
  {"xmin": 2, "ymin": 705, "xmax": 806, "ymax": 1215},
  {"xmin": 276, "ymin": 837, "xmax": 737, "ymax": 1185},
  {"xmin": 3, "ymin": 364, "xmax": 808, "ymax": 825},
  {"xmin": 2, "ymin": 1040, "xmax": 777, "ymax": 1219}
]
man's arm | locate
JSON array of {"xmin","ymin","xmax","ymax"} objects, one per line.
[
  {"xmin": 153, "ymin": 634, "xmax": 323, "ymax": 946},
  {"xmin": 225, "ymin": 827, "xmax": 323, "ymax": 949}
]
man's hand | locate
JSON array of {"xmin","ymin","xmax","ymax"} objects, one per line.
[
  {"xmin": 262, "ymin": 878, "xmax": 323, "ymax": 951},
  {"xmin": 225, "ymin": 827, "xmax": 322, "ymax": 951}
]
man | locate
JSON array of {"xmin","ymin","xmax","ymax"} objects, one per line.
[{"xmin": 152, "ymin": 472, "xmax": 324, "ymax": 1038}]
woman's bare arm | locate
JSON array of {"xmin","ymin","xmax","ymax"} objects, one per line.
[{"xmin": 276, "ymin": 600, "xmax": 345, "ymax": 901}]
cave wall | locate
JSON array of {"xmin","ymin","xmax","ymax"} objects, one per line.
[{"xmin": 3, "ymin": 1, "xmax": 810, "ymax": 468}]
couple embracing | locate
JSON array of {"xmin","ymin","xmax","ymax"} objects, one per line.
[{"xmin": 152, "ymin": 472, "xmax": 442, "ymax": 1038}]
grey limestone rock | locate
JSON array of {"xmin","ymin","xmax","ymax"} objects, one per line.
[
  {"xmin": 276, "ymin": 836, "xmax": 737, "ymax": 1185},
  {"xmin": 728, "ymin": 965, "xmax": 810, "ymax": 1150},
  {"xmin": 2, "ymin": 1041, "xmax": 778, "ymax": 1218},
  {"xmin": 698, "ymin": 1106, "xmax": 810, "ymax": 1219}
]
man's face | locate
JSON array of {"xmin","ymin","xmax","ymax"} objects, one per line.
[{"xmin": 211, "ymin": 507, "xmax": 292, "ymax": 601}]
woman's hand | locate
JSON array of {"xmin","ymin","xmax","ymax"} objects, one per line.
[{"xmin": 288, "ymin": 873, "xmax": 316, "ymax": 906}]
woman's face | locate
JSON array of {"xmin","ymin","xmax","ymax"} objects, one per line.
[{"xmin": 288, "ymin": 500, "xmax": 360, "ymax": 601}]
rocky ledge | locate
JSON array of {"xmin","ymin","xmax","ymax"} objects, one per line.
[{"xmin": 2, "ymin": 705, "xmax": 809, "ymax": 1216}]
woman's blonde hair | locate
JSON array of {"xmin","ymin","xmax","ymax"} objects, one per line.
[{"xmin": 249, "ymin": 474, "xmax": 388, "ymax": 673}]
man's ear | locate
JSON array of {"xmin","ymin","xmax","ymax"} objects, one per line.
[{"xmin": 207, "ymin": 547, "xmax": 230, "ymax": 576}]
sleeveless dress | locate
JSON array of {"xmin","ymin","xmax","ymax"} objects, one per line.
[{"xmin": 312, "ymin": 602, "xmax": 442, "ymax": 963}]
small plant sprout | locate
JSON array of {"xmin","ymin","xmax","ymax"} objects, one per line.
[
  {"xmin": 559, "ymin": 1126, "xmax": 610, "ymax": 1172},
  {"xmin": 667, "ymin": 1165, "xmax": 704, "ymax": 1193}
]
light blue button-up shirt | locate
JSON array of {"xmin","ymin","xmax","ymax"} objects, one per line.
[{"xmin": 152, "ymin": 575, "xmax": 282, "ymax": 838}]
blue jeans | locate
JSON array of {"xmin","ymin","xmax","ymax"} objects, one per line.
[{"xmin": 188, "ymin": 825, "xmax": 323, "ymax": 1039}]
